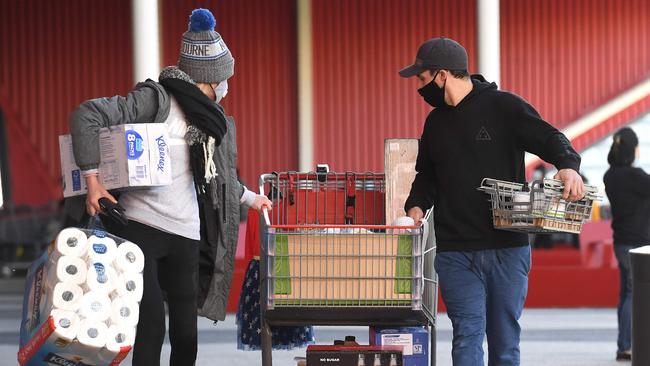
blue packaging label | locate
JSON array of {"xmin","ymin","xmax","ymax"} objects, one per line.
[
  {"xmin": 125, "ymin": 130, "xmax": 144, "ymax": 160},
  {"xmin": 92, "ymin": 230, "xmax": 106, "ymax": 238},
  {"xmin": 93, "ymin": 263, "xmax": 108, "ymax": 284},
  {"xmin": 45, "ymin": 353, "xmax": 91, "ymax": 366},
  {"xmin": 71, "ymin": 170, "xmax": 81, "ymax": 191},
  {"xmin": 155, "ymin": 135, "xmax": 167, "ymax": 172},
  {"xmin": 92, "ymin": 244, "xmax": 107, "ymax": 254}
]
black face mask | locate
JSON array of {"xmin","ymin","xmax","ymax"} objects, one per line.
[{"xmin": 418, "ymin": 72, "xmax": 447, "ymax": 108}]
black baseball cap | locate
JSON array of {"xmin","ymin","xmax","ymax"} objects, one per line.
[{"xmin": 399, "ymin": 37, "xmax": 468, "ymax": 78}]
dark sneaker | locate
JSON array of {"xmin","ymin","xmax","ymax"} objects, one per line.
[{"xmin": 616, "ymin": 350, "xmax": 632, "ymax": 361}]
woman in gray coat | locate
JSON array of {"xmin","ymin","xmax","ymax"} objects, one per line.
[{"xmin": 69, "ymin": 9, "xmax": 270, "ymax": 365}]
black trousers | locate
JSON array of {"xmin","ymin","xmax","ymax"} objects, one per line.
[{"xmin": 107, "ymin": 220, "xmax": 200, "ymax": 366}]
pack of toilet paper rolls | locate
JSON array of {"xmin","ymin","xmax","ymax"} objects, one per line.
[{"xmin": 19, "ymin": 227, "xmax": 144, "ymax": 366}]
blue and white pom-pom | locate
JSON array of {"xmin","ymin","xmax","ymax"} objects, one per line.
[{"xmin": 189, "ymin": 8, "xmax": 216, "ymax": 32}]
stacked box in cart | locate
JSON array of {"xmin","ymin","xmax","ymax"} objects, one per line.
[
  {"xmin": 271, "ymin": 233, "xmax": 418, "ymax": 306},
  {"xmin": 370, "ymin": 326, "xmax": 428, "ymax": 366},
  {"xmin": 60, "ymin": 123, "xmax": 171, "ymax": 197}
]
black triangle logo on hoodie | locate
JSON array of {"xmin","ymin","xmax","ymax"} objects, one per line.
[{"xmin": 476, "ymin": 126, "xmax": 492, "ymax": 141}]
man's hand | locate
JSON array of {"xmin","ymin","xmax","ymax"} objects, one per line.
[
  {"xmin": 85, "ymin": 175, "xmax": 117, "ymax": 216},
  {"xmin": 250, "ymin": 195, "xmax": 273, "ymax": 212},
  {"xmin": 407, "ymin": 206, "xmax": 424, "ymax": 222},
  {"xmin": 553, "ymin": 169, "xmax": 585, "ymax": 202}
]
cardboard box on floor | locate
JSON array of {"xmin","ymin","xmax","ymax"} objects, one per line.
[
  {"xmin": 385, "ymin": 139, "xmax": 418, "ymax": 226},
  {"xmin": 307, "ymin": 345, "xmax": 403, "ymax": 366},
  {"xmin": 370, "ymin": 326, "xmax": 429, "ymax": 366},
  {"xmin": 60, "ymin": 123, "xmax": 172, "ymax": 197}
]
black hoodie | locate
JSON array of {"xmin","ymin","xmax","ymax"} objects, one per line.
[{"xmin": 405, "ymin": 75, "xmax": 581, "ymax": 252}]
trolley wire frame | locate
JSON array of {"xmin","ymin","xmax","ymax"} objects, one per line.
[{"xmin": 258, "ymin": 171, "xmax": 437, "ymax": 366}]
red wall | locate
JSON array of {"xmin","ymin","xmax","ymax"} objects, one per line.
[
  {"xmin": 0, "ymin": 0, "xmax": 133, "ymax": 206},
  {"xmin": 161, "ymin": 0, "xmax": 299, "ymax": 189},
  {"xmin": 311, "ymin": 0, "xmax": 477, "ymax": 173},
  {"xmin": 500, "ymin": 0, "xmax": 650, "ymax": 132},
  {"xmin": 3, "ymin": 0, "xmax": 650, "ymax": 203}
]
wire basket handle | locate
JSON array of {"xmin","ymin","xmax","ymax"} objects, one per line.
[{"xmin": 531, "ymin": 178, "xmax": 600, "ymax": 200}]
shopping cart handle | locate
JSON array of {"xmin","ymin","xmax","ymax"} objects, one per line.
[
  {"xmin": 258, "ymin": 173, "xmax": 277, "ymax": 196},
  {"xmin": 262, "ymin": 207, "xmax": 271, "ymax": 226}
]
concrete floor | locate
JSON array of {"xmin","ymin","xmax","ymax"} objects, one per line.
[{"xmin": 1, "ymin": 294, "xmax": 628, "ymax": 366}]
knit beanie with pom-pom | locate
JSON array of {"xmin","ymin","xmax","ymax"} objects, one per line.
[{"xmin": 178, "ymin": 8, "xmax": 234, "ymax": 83}]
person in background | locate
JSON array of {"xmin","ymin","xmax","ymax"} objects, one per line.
[
  {"xmin": 400, "ymin": 37, "xmax": 585, "ymax": 366},
  {"xmin": 69, "ymin": 8, "xmax": 271, "ymax": 365},
  {"xmin": 604, "ymin": 127, "xmax": 650, "ymax": 362}
]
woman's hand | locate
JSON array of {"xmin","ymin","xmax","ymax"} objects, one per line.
[
  {"xmin": 85, "ymin": 175, "xmax": 117, "ymax": 216},
  {"xmin": 250, "ymin": 195, "xmax": 273, "ymax": 212}
]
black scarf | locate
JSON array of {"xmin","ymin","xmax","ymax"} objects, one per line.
[{"xmin": 159, "ymin": 77, "xmax": 228, "ymax": 201}]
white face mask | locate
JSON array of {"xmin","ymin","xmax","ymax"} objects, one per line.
[{"xmin": 213, "ymin": 80, "xmax": 228, "ymax": 103}]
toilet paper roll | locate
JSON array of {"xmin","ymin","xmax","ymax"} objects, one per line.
[
  {"xmin": 99, "ymin": 325, "xmax": 136, "ymax": 362},
  {"xmin": 111, "ymin": 272, "xmax": 144, "ymax": 302},
  {"xmin": 51, "ymin": 282, "xmax": 84, "ymax": 312},
  {"xmin": 54, "ymin": 228, "xmax": 88, "ymax": 258},
  {"xmin": 47, "ymin": 256, "xmax": 87, "ymax": 286},
  {"xmin": 49, "ymin": 308, "xmax": 80, "ymax": 342},
  {"xmin": 392, "ymin": 216, "xmax": 415, "ymax": 227},
  {"xmin": 84, "ymin": 261, "xmax": 117, "ymax": 293},
  {"xmin": 110, "ymin": 297, "xmax": 140, "ymax": 328},
  {"xmin": 114, "ymin": 241, "xmax": 145, "ymax": 274},
  {"xmin": 76, "ymin": 319, "xmax": 108, "ymax": 349},
  {"xmin": 85, "ymin": 235, "xmax": 117, "ymax": 264},
  {"xmin": 106, "ymin": 324, "xmax": 136, "ymax": 350},
  {"xmin": 79, "ymin": 291, "xmax": 112, "ymax": 322}
]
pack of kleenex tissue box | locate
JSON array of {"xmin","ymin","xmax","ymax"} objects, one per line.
[
  {"xmin": 18, "ymin": 227, "xmax": 145, "ymax": 365},
  {"xmin": 60, "ymin": 123, "xmax": 171, "ymax": 197}
]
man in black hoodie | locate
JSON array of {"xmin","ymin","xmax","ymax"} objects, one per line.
[{"xmin": 400, "ymin": 38, "xmax": 584, "ymax": 366}]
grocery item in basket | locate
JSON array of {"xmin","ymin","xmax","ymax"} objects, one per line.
[
  {"xmin": 49, "ymin": 309, "xmax": 80, "ymax": 343},
  {"xmin": 111, "ymin": 272, "xmax": 144, "ymax": 302},
  {"xmin": 76, "ymin": 319, "xmax": 108, "ymax": 349},
  {"xmin": 54, "ymin": 228, "xmax": 89, "ymax": 258},
  {"xmin": 110, "ymin": 297, "xmax": 140, "ymax": 328},
  {"xmin": 79, "ymin": 291, "xmax": 112, "ymax": 322},
  {"xmin": 50, "ymin": 283, "xmax": 84, "ymax": 312},
  {"xmin": 46, "ymin": 256, "xmax": 87, "ymax": 286},
  {"xmin": 545, "ymin": 197, "xmax": 566, "ymax": 219},
  {"xmin": 86, "ymin": 235, "xmax": 118, "ymax": 264},
  {"xmin": 512, "ymin": 192, "xmax": 530, "ymax": 216},
  {"xmin": 392, "ymin": 216, "xmax": 415, "ymax": 227},
  {"xmin": 114, "ymin": 241, "xmax": 145, "ymax": 274}
]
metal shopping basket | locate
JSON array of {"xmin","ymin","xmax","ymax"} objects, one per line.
[
  {"xmin": 258, "ymin": 171, "xmax": 438, "ymax": 366},
  {"xmin": 478, "ymin": 178, "xmax": 600, "ymax": 234}
]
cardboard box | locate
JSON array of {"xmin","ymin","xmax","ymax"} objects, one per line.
[
  {"xmin": 271, "ymin": 233, "xmax": 417, "ymax": 305},
  {"xmin": 307, "ymin": 345, "xmax": 403, "ymax": 366},
  {"xmin": 60, "ymin": 123, "xmax": 171, "ymax": 197},
  {"xmin": 369, "ymin": 326, "xmax": 428, "ymax": 366},
  {"xmin": 384, "ymin": 139, "xmax": 418, "ymax": 226}
]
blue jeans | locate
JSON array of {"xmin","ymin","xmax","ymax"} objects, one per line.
[
  {"xmin": 614, "ymin": 245, "xmax": 633, "ymax": 353},
  {"xmin": 435, "ymin": 245, "xmax": 531, "ymax": 366}
]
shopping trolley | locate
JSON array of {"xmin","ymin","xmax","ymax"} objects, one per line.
[
  {"xmin": 478, "ymin": 178, "xmax": 600, "ymax": 234},
  {"xmin": 258, "ymin": 171, "xmax": 437, "ymax": 366}
]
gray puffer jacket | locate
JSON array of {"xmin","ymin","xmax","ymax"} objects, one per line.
[{"xmin": 67, "ymin": 72, "xmax": 242, "ymax": 321}]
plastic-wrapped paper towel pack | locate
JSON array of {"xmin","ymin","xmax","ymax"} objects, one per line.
[{"xmin": 18, "ymin": 227, "xmax": 145, "ymax": 366}]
